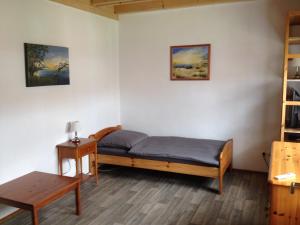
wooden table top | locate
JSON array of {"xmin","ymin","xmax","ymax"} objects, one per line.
[
  {"xmin": 56, "ymin": 138, "xmax": 96, "ymax": 148},
  {"xmin": 0, "ymin": 171, "xmax": 79, "ymax": 206},
  {"xmin": 268, "ymin": 141, "xmax": 300, "ymax": 186}
]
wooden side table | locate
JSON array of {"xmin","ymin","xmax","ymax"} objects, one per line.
[
  {"xmin": 57, "ymin": 138, "xmax": 98, "ymax": 184},
  {"xmin": 0, "ymin": 171, "xmax": 80, "ymax": 225}
]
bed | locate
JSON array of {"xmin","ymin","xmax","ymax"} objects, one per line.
[{"xmin": 89, "ymin": 125, "xmax": 233, "ymax": 194}]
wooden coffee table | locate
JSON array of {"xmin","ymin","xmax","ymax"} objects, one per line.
[{"xmin": 0, "ymin": 171, "xmax": 80, "ymax": 225}]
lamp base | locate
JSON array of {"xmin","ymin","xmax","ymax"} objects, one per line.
[{"xmin": 72, "ymin": 137, "xmax": 80, "ymax": 144}]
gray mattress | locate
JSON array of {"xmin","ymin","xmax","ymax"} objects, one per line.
[{"xmin": 98, "ymin": 136, "xmax": 226, "ymax": 167}]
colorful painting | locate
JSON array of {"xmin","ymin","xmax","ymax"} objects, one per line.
[
  {"xmin": 24, "ymin": 43, "xmax": 70, "ymax": 87},
  {"xmin": 170, "ymin": 44, "xmax": 210, "ymax": 80}
]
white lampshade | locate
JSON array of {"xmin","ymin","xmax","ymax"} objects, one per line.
[
  {"xmin": 69, "ymin": 121, "xmax": 80, "ymax": 133},
  {"xmin": 291, "ymin": 58, "xmax": 300, "ymax": 67}
]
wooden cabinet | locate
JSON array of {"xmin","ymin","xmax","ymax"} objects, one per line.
[{"xmin": 269, "ymin": 141, "xmax": 300, "ymax": 225}]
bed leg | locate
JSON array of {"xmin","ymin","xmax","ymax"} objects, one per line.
[{"xmin": 89, "ymin": 154, "xmax": 96, "ymax": 176}]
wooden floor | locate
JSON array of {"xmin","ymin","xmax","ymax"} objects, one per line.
[{"xmin": 2, "ymin": 166, "xmax": 268, "ymax": 225}]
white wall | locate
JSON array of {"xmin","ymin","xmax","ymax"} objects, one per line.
[
  {"xmin": 0, "ymin": 0, "xmax": 119, "ymax": 218},
  {"xmin": 119, "ymin": 0, "xmax": 300, "ymax": 172}
]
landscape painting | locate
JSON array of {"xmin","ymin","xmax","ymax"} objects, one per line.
[
  {"xmin": 24, "ymin": 43, "xmax": 70, "ymax": 87},
  {"xmin": 170, "ymin": 44, "xmax": 210, "ymax": 80}
]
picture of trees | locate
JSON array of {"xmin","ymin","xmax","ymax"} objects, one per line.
[{"xmin": 24, "ymin": 43, "xmax": 70, "ymax": 87}]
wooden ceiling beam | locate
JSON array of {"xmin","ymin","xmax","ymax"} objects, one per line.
[
  {"xmin": 50, "ymin": 0, "xmax": 118, "ymax": 20},
  {"xmin": 50, "ymin": 0, "xmax": 254, "ymax": 19},
  {"xmin": 164, "ymin": 0, "xmax": 251, "ymax": 8},
  {"xmin": 114, "ymin": 0, "xmax": 162, "ymax": 14},
  {"xmin": 115, "ymin": 0, "xmax": 253, "ymax": 14},
  {"xmin": 92, "ymin": 0, "xmax": 152, "ymax": 7}
]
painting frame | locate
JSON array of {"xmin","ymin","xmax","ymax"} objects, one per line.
[
  {"xmin": 170, "ymin": 44, "xmax": 211, "ymax": 81},
  {"xmin": 24, "ymin": 43, "xmax": 70, "ymax": 87}
]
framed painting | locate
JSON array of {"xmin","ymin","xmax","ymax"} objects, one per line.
[
  {"xmin": 24, "ymin": 43, "xmax": 70, "ymax": 87},
  {"xmin": 170, "ymin": 44, "xmax": 210, "ymax": 80}
]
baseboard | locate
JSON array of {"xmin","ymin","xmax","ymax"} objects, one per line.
[{"xmin": 232, "ymin": 168, "xmax": 268, "ymax": 174}]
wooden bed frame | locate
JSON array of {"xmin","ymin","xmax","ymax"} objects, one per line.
[{"xmin": 89, "ymin": 125, "xmax": 233, "ymax": 194}]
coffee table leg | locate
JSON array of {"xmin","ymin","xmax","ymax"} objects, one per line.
[
  {"xmin": 75, "ymin": 183, "xmax": 81, "ymax": 216},
  {"xmin": 32, "ymin": 208, "xmax": 39, "ymax": 225}
]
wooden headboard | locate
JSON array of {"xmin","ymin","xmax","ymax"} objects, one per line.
[{"xmin": 89, "ymin": 125, "xmax": 122, "ymax": 142}]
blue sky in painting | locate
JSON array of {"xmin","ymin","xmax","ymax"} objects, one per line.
[
  {"xmin": 172, "ymin": 46, "xmax": 209, "ymax": 65},
  {"xmin": 44, "ymin": 46, "xmax": 69, "ymax": 60},
  {"xmin": 172, "ymin": 46, "xmax": 208, "ymax": 56}
]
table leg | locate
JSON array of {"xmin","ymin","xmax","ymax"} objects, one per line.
[
  {"xmin": 75, "ymin": 183, "xmax": 81, "ymax": 216},
  {"xmin": 32, "ymin": 208, "xmax": 39, "ymax": 225},
  {"xmin": 80, "ymin": 157, "xmax": 83, "ymax": 174},
  {"xmin": 75, "ymin": 158, "xmax": 79, "ymax": 178},
  {"xmin": 94, "ymin": 151, "xmax": 98, "ymax": 185},
  {"xmin": 58, "ymin": 151, "xmax": 63, "ymax": 175},
  {"xmin": 88, "ymin": 154, "xmax": 92, "ymax": 175}
]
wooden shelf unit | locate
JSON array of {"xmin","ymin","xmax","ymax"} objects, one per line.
[{"xmin": 280, "ymin": 11, "xmax": 300, "ymax": 141}]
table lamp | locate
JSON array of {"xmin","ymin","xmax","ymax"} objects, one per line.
[
  {"xmin": 291, "ymin": 58, "xmax": 300, "ymax": 79},
  {"xmin": 69, "ymin": 121, "xmax": 80, "ymax": 143}
]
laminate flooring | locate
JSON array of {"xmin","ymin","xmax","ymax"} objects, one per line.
[{"xmin": 2, "ymin": 166, "xmax": 268, "ymax": 225}]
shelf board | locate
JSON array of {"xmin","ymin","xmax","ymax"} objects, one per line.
[
  {"xmin": 285, "ymin": 101, "xmax": 300, "ymax": 106},
  {"xmin": 288, "ymin": 54, "xmax": 300, "ymax": 59},
  {"xmin": 289, "ymin": 37, "xmax": 300, "ymax": 45},
  {"xmin": 284, "ymin": 128, "xmax": 300, "ymax": 134},
  {"xmin": 287, "ymin": 79, "xmax": 300, "ymax": 82}
]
